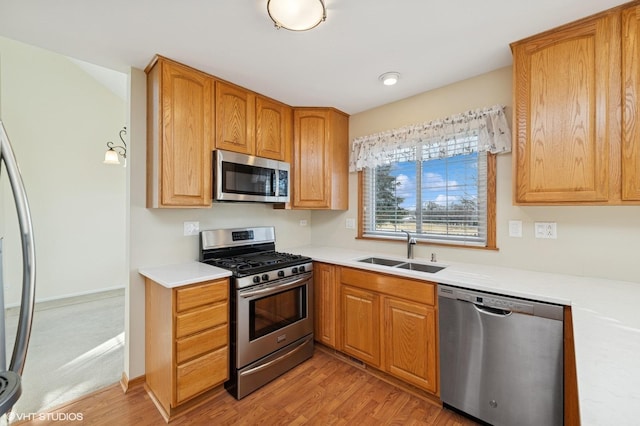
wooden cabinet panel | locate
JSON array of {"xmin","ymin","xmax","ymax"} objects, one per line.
[
  {"xmin": 339, "ymin": 267, "xmax": 435, "ymax": 306},
  {"xmin": 313, "ymin": 262, "xmax": 339, "ymax": 348},
  {"xmin": 512, "ymin": 11, "xmax": 620, "ymax": 204},
  {"xmin": 292, "ymin": 108, "xmax": 349, "ymax": 210},
  {"xmin": 145, "ymin": 276, "xmax": 230, "ymax": 419},
  {"xmin": 176, "ymin": 347, "xmax": 228, "ymax": 404},
  {"xmin": 384, "ymin": 297, "xmax": 437, "ymax": 394},
  {"xmin": 176, "ymin": 324, "xmax": 227, "ymax": 364},
  {"xmin": 175, "ymin": 302, "xmax": 227, "ymax": 339},
  {"xmin": 622, "ymin": 4, "xmax": 640, "ymax": 201},
  {"xmin": 336, "ymin": 266, "xmax": 438, "ymax": 395},
  {"xmin": 176, "ymin": 280, "xmax": 228, "ymax": 312},
  {"xmin": 256, "ymin": 96, "xmax": 291, "ymax": 161},
  {"xmin": 215, "ymin": 81, "xmax": 255, "ymax": 155},
  {"xmin": 341, "ymin": 285, "xmax": 380, "ymax": 367},
  {"xmin": 146, "ymin": 56, "xmax": 214, "ymax": 208}
]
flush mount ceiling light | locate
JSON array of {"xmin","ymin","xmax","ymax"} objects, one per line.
[
  {"xmin": 379, "ymin": 72, "xmax": 400, "ymax": 86},
  {"xmin": 267, "ymin": 0, "xmax": 326, "ymax": 31}
]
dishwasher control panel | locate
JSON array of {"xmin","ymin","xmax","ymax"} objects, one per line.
[{"xmin": 438, "ymin": 284, "xmax": 563, "ymax": 319}]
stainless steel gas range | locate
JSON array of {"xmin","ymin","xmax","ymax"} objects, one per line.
[{"xmin": 199, "ymin": 226, "xmax": 314, "ymax": 399}]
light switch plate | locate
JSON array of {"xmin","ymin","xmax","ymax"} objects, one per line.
[
  {"xmin": 508, "ymin": 220, "xmax": 522, "ymax": 237},
  {"xmin": 346, "ymin": 218, "xmax": 356, "ymax": 229}
]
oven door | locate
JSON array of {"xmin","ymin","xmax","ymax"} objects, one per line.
[{"xmin": 236, "ymin": 271, "xmax": 313, "ymax": 368}]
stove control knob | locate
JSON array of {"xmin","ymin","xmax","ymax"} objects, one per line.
[
  {"xmin": 278, "ymin": 270, "xmax": 285, "ymax": 277},
  {"xmin": 292, "ymin": 267, "xmax": 298, "ymax": 274},
  {"xmin": 262, "ymin": 274, "xmax": 269, "ymax": 282},
  {"xmin": 299, "ymin": 265, "xmax": 306, "ymax": 272},
  {"xmin": 253, "ymin": 276, "xmax": 261, "ymax": 284}
]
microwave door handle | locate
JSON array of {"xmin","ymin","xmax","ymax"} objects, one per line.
[{"xmin": 272, "ymin": 171, "xmax": 278, "ymax": 196}]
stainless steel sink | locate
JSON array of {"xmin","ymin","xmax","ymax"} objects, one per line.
[
  {"xmin": 357, "ymin": 257, "xmax": 406, "ymax": 267},
  {"xmin": 396, "ymin": 262, "xmax": 445, "ymax": 273},
  {"xmin": 357, "ymin": 257, "xmax": 445, "ymax": 273}
]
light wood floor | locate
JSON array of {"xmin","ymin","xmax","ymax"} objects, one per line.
[{"xmin": 15, "ymin": 349, "xmax": 477, "ymax": 425}]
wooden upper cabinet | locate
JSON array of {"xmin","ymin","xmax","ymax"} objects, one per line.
[
  {"xmin": 511, "ymin": 9, "xmax": 621, "ymax": 204},
  {"xmin": 256, "ymin": 96, "xmax": 292, "ymax": 161},
  {"xmin": 146, "ymin": 56, "xmax": 214, "ymax": 208},
  {"xmin": 512, "ymin": 1, "xmax": 640, "ymax": 205},
  {"xmin": 215, "ymin": 81, "xmax": 256, "ymax": 155},
  {"xmin": 622, "ymin": 4, "xmax": 640, "ymax": 201},
  {"xmin": 292, "ymin": 108, "xmax": 349, "ymax": 210}
]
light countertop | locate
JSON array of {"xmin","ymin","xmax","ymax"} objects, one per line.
[
  {"xmin": 138, "ymin": 261, "xmax": 231, "ymax": 288},
  {"xmin": 290, "ymin": 245, "xmax": 640, "ymax": 426},
  {"xmin": 137, "ymin": 248, "xmax": 640, "ymax": 424}
]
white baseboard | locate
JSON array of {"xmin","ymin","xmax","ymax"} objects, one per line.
[{"xmin": 4, "ymin": 286, "xmax": 125, "ymax": 312}]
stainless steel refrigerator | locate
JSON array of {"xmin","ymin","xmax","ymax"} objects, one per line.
[{"xmin": 0, "ymin": 121, "xmax": 36, "ymax": 415}]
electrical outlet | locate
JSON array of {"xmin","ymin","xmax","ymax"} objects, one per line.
[
  {"xmin": 183, "ymin": 221, "xmax": 200, "ymax": 236},
  {"xmin": 299, "ymin": 220, "xmax": 308, "ymax": 227},
  {"xmin": 534, "ymin": 222, "xmax": 557, "ymax": 239},
  {"xmin": 345, "ymin": 218, "xmax": 356, "ymax": 229},
  {"xmin": 508, "ymin": 220, "xmax": 522, "ymax": 237}
]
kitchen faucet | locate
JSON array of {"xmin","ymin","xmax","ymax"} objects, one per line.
[{"xmin": 401, "ymin": 230, "xmax": 417, "ymax": 259}]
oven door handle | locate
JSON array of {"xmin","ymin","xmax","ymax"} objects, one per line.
[
  {"xmin": 239, "ymin": 336, "xmax": 313, "ymax": 377},
  {"xmin": 239, "ymin": 274, "xmax": 311, "ymax": 298}
]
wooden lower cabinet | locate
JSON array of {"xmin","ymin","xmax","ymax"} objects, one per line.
[
  {"xmin": 313, "ymin": 262, "xmax": 339, "ymax": 348},
  {"xmin": 384, "ymin": 297, "xmax": 437, "ymax": 394},
  {"xmin": 341, "ymin": 285, "xmax": 380, "ymax": 367},
  {"xmin": 145, "ymin": 278, "xmax": 229, "ymax": 421},
  {"xmin": 338, "ymin": 266, "xmax": 438, "ymax": 395}
]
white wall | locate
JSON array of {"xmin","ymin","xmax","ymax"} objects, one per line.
[
  {"xmin": 311, "ymin": 66, "xmax": 640, "ymax": 283},
  {"xmin": 0, "ymin": 36, "xmax": 127, "ymax": 305},
  {"xmin": 125, "ymin": 68, "xmax": 313, "ymax": 378}
]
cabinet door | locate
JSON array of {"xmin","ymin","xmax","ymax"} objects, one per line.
[
  {"xmin": 293, "ymin": 109, "xmax": 330, "ymax": 208},
  {"xmin": 175, "ymin": 346, "xmax": 228, "ymax": 404},
  {"xmin": 215, "ymin": 81, "xmax": 255, "ymax": 155},
  {"xmin": 313, "ymin": 263, "xmax": 338, "ymax": 348},
  {"xmin": 512, "ymin": 12, "xmax": 620, "ymax": 204},
  {"xmin": 341, "ymin": 285, "xmax": 380, "ymax": 367},
  {"xmin": 384, "ymin": 297, "xmax": 437, "ymax": 394},
  {"xmin": 152, "ymin": 59, "xmax": 214, "ymax": 207},
  {"xmin": 622, "ymin": 5, "xmax": 640, "ymax": 201},
  {"xmin": 256, "ymin": 96, "xmax": 291, "ymax": 161}
]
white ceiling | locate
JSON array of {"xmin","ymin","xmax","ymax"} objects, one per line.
[{"xmin": 0, "ymin": 0, "xmax": 630, "ymax": 114}]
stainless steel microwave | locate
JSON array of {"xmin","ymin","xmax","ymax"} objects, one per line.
[{"xmin": 213, "ymin": 150, "xmax": 290, "ymax": 203}]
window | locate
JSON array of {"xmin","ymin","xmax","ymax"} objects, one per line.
[
  {"xmin": 359, "ymin": 136, "xmax": 496, "ymax": 248},
  {"xmin": 352, "ymin": 105, "xmax": 508, "ymax": 249}
]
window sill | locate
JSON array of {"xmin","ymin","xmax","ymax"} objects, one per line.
[{"xmin": 355, "ymin": 235, "xmax": 499, "ymax": 251}]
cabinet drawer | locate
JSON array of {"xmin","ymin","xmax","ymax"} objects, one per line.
[
  {"xmin": 176, "ymin": 324, "xmax": 228, "ymax": 364},
  {"xmin": 175, "ymin": 302, "xmax": 227, "ymax": 338},
  {"xmin": 339, "ymin": 267, "xmax": 435, "ymax": 306},
  {"xmin": 176, "ymin": 280, "xmax": 228, "ymax": 313},
  {"xmin": 176, "ymin": 346, "xmax": 228, "ymax": 404}
]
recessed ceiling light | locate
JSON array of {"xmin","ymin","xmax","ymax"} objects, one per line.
[{"xmin": 379, "ymin": 72, "xmax": 400, "ymax": 86}]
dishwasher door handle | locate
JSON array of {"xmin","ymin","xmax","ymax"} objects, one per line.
[{"xmin": 472, "ymin": 303, "xmax": 512, "ymax": 317}]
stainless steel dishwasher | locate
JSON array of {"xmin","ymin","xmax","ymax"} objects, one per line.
[{"xmin": 438, "ymin": 284, "xmax": 564, "ymax": 426}]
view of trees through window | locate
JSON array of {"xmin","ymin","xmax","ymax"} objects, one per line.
[{"xmin": 369, "ymin": 151, "xmax": 485, "ymax": 242}]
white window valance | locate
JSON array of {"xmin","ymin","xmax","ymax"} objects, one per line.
[{"xmin": 349, "ymin": 104, "xmax": 511, "ymax": 172}]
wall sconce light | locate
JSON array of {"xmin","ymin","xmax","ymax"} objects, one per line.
[
  {"xmin": 267, "ymin": 0, "xmax": 326, "ymax": 31},
  {"xmin": 104, "ymin": 126, "xmax": 127, "ymax": 166}
]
